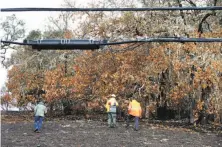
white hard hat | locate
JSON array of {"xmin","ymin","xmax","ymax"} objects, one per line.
[{"xmin": 110, "ymin": 94, "xmax": 116, "ymax": 98}]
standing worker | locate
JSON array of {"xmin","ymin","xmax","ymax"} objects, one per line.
[
  {"xmin": 105, "ymin": 94, "xmax": 118, "ymax": 128},
  {"xmin": 34, "ymin": 101, "xmax": 47, "ymax": 133},
  {"xmin": 126, "ymin": 98, "xmax": 142, "ymax": 131}
]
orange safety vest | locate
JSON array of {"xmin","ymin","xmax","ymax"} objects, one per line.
[{"xmin": 128, "ymin": 100, "xmax": 142, "ymax": 117}]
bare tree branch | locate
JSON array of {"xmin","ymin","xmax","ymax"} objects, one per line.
[
  {"xmin": 198, "ymin": 12, "xmax": 215, "ymax": 36},
  {"xmin": 0, "ymin": 14, "xmax": 25, "ymax": 67},
  {"xmin": 1, "ymin": 56, "xmax": 6, "ymax": 67},
  {"xmin": 185, "ymin": 0, "xmax": 197, "ymax": 7},
  {"xmin": 139, "ymin": 84, "xmax": 145, "ymax": 98},
  {"xmin": 214, "ymin": 0, "xmax": 218, "ymax": 6}
]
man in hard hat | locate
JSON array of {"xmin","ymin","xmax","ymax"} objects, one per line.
[
  {"xmin": 126, "ymin": 98, "xmax": 142, "ymax": 131},
  {"xmin": 34, "ymin": 101, "xmax": 47, "ymax": 133},
  {"xmin": 105, "ymin": 94, "xmax": 118, "ymax": 128}
]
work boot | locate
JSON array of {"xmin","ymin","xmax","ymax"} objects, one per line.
[
  {"xmin": 134, "ymin": 128, "xmax": 138, "ymax": 131},
  {"xmin": 34, "ymin": 129, "xmax": 38, "ymax": 132},
  {"xmin": 110, "ymin": 125, "xmax": 114, "ymax": 128}
]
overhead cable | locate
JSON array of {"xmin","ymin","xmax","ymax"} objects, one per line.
[
  {"xmin": 1, "ymin": 38, "xmax": 222, "ymax": 46},
  {"xmin": 1, "ymin": 6, "xmax": 222, "ymax": 12},
  {"xmin": 101, "ymin": 38, "xmax": 222, "ymax": 44},
  {"xmin": 1, "ymin": 38, "xmax": 222, "ymax": 50}
]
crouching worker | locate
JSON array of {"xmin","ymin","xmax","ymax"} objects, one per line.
[
  {"xmin": 126, "ymin": 99, "xmax": 142, "ymax": 131},
  {"xmin": 105, "ymin": 94, "xmax": 118, "ymax": 128},
  {"xmin": 34, "ymin": 101, "xmax": 47, "ymax": 133}
]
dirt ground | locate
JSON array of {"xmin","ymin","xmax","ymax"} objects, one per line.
[{"xmin": 1, "ymin": 117, "xmax": 222, "ymax": 147}]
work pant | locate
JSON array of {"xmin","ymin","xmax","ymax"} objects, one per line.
[
  {"xmin": 34, "ymin": 116, "xmax": 44, "ymax": 130},
  {"xmin": 126, "ymin": 115, "xmax": 139, "ymax": 130},
  {"xmin": 108, "ymin": 112, "xmax": 116, "ymax": 127}
]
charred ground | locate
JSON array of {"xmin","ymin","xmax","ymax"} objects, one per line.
[{"xmin": 1, "ymin": 112, "xmax": 221, "ymax": 147}]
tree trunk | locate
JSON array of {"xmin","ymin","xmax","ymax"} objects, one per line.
[
  {"xmin": 6, "ymin": 103, "xmax": 9, "ymax": 112},
  {"xmin": 49, "ymin": 102, "xmax": 54, "ymax": 116},
  {"xmin": 178, "ymin": 107, "xmax": 181, "ymax": 120},
  {"xmin": 189, "ymin": 94, "xmax": 194, "ymax": 124},
  {"xmin": 144, "ymin": 96, "xmax": 150, "ymax": 119}
]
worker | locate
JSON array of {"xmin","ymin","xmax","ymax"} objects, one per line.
[
  {"xmin": 126, "ymin": 98, "xmax": 142, "ymax": 131},
  {"xmin": 34, "ymin": 101, "xmax": 47, "ymax": 133},
  {"xmin": 105, "ymin": 94, "xmax": 118, "ymax": 128}
]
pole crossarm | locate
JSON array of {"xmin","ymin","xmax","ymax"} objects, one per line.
[{"xmin": 1, "ymin": 6, "xmax": 222, "ymax": 12}]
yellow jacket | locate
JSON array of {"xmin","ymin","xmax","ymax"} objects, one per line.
[{"xmin": 105, "ymin": 98, "xmax": 118, "ymax": 112}]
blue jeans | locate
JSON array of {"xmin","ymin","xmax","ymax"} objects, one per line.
[
  {"xmin": 126, "ymin": 115, "xmax": 139, "ymax": 130},
  {"xmin": 135, "ymin": 117, "xmax": 139, "ymax": 130},
  {"xmin": 34, "ymin": 116, "xmax": 44, "ymax": 130}
]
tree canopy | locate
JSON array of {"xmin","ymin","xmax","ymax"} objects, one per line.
[{"xmin": 1, "ymin": 0, "xmax": 222, "ymax": 124}]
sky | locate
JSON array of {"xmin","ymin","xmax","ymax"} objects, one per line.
[
  {"xmin": 1, "ymin": 0, "xmax": 65, "ymax": 32},
  {"xmin": 0, "ymin": 0, "xmax": 90, "ymax": 91}
]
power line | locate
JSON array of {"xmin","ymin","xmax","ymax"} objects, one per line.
[
  {"xmin": 1, "ymin": 6, "xmax": 222, "ymax": 12},
  {"xmin": 1, "ymin": 38, "xmax": 222, "ymax": 50},
  {"xmin": 1, "ymin": 38, "xmax": 222, "ymax": 45},
  {"xmin": 111, "ymin": 43, "xmax": 146, "ymax": 53},
  {"xmin": 103, "ymin": 38, "xmax": 222, "ymax": 44},
  {"xmin": 1, "ymin": 40, "xmax": 27, "ymax": 45}
]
